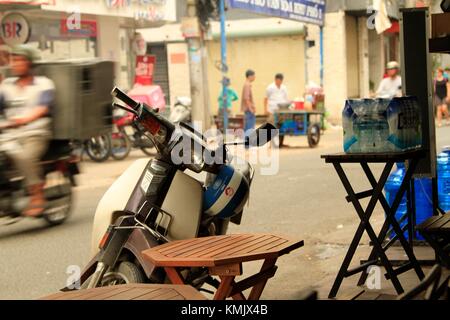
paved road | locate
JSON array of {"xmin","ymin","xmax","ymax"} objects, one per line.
[{"xmin": 1, "ymin": 125, "xmax": 450, "ymax": 300}]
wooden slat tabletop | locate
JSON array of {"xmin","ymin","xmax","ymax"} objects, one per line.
[
  {"xmin": 40, "ymin": 284, "xmax": 206, "ymax": 300},
  {"xmin": 426, "ymin": 214, "xmax": 450, "ymax": 232},
  {"xmin": 418, "ymin": 214, "xmax": 450, "ymax": 232},
  {"xmin": 417, "ymin": 215, "xmax": 444, "ymax": 230},
  {"xmin": 142, "ymin": 234, "xmax": 304, "ymax": 268}
]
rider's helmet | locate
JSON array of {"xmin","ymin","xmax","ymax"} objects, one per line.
[
  {"xmin": 11, "ymin": 44, "xmax": 40, "ymax": 66},
  {"xmin": 203, "ymin": 165, "xmax": 250, "ymax": 219}
]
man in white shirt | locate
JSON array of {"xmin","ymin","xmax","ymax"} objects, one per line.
[
  {"xmin": 264, "ymin": 73, "xmax": 289, "ymax": 124},
  {"xmin": 377, "ymin": 61, "xmax": 402, "ymax": 99}
]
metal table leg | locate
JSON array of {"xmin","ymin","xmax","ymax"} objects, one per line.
[
  {"xmin": 328, "ymin": 161, "xmax": 405, "ymax": 298},
  {"xmin": 357, "ymin": 160, "xmax": 425, "ymax": 286}
]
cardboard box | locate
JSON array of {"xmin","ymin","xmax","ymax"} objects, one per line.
[
  {"xmin": 35, "ymin": 60, "xmax": 114, "ymax": 140},
  {"xmin": 432, "ymin": 13, "xmax": 450, "ymax": 38}
]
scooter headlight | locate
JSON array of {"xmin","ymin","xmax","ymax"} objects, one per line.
[{"xmin": 170, "ymin": 125, "xmax": 207, "ymax": 173}]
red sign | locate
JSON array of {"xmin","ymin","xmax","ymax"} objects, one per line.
[
  {"xmin": 134, "ymin": 55, "xmax": 156, "ymax": 86},
  {"xmin": 60, "ymin": 19, "xmax": 97, "ymax": 38},
  {"xmin": 170, "ymin": 53, "xmax": 186, "ymax": 64}
]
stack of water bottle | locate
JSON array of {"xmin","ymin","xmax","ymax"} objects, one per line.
[
  {"xmin": 384, "ymin": 147, "xmax": 450, "ymax": 240},
  {"xmin": 343, "ymin": 97, "xmax": 422, "ymax": 153},
  {"xmin": 438, "ymin": 147, "xmax": 450, "ymax": 212}
]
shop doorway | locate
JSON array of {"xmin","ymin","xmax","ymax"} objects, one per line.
[{"xmin": 148, "ymin": 43, "xmax": 170, "ymax": 105}]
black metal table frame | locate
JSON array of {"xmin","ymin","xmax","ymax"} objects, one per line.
[{"xmin": 322, "ymin": 152, "xmax": 426, "ymax": 299}]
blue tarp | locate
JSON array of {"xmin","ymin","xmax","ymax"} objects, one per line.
[{"xmin": 228, "ymin": 0, "xmax": 326, "ymax": 26}]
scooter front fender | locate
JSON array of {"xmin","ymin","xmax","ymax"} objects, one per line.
[{"xmin": 123, "ymin": 228, "xmax": 160, "ymax": 278}]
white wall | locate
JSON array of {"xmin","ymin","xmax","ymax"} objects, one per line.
[
  {"xmin": 369, "ymin": 29, "xmax": 385, "ymax": 94},
  {"xmin": 167, "ymin": 42, "xmax": 191, "ymax": 106},
  {"xmin": 346, "ymin": 15, "xmax": 359, "ymax": 99},
  {"xmin": 96, "ymin": 16, "xmax": 121, "ymax": 86},
  {"xmin": 358, "ymin": 16, "xmax": 370, "ymax": 98}
]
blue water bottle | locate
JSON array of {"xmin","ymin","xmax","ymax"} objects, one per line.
[
  {"xmin": 374, "ymin": 98, "xmax": 390, "ymax": 152},
  {"xmin": 384, "ymin": 162, "xmax": 433, "ymax": 240},
  {"xmin": 343, "ymin": 100, "xmax": 358, "ymax": 153},
  {"xmin": 414, "ymin": 178, "xmax": 433, "ymax": 240},
  {"xmin": 438, "ymin": 147, "xmax": 450, "ymax": 212},
  {"xmin": 385, "ymin": 163, "xmax": 408, "ymax": 239}
]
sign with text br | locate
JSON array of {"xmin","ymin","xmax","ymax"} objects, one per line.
[
  {"xmin": 229, "ymin": 0, "xmax": 326, "ymax": 26},
  {"xmin": 1, "ymin": 13, "xmax": 31, "ymax": 46}
]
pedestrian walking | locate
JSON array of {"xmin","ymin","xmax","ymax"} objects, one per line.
[
  {"xmin": 241, "ymin": 69, "xmax": 256, "ymax": 134},
  {"xmin": 434, "ymin": 67, "xmax": 450, "ymax": 127},
  {"xmin": 218, "ymin": 77, "xmax": 238, "ymax": 117}
]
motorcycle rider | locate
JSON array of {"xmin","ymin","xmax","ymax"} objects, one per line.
[
  {"xmin": 0, "ymin": 45, "xmax": 55, "ymax": 217},
  {"xmin": 377, "ymin": 61, "xmax": 402, "ymax": 99}
]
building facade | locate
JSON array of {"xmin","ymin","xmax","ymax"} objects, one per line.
[
  {"xmin": 0, "ymin": 0, "xmax": 177, "ymax": 89},
  {"xmin": 142, "ymin": 0, "xmax": 405, "ymax": 123},
  {"xmin": 305, "ymin": 0, "xmax": 401, "ymax": 122},
  {"xmin": 141, "ymin": 3, "xmax": 307, "ymax": 116}
]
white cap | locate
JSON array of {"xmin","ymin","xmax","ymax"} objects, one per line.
[{"xmin": 387, "ymin": 61, "xmax": 400, "ymax": 70}]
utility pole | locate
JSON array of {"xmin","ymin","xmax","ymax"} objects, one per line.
[
  {"xmin": 219, "ymin": 0, "xmax": 228, "ymax": 132},
  {"xmin": 185, "ymin": 0, "xmax": 212, "ymax": 131}
]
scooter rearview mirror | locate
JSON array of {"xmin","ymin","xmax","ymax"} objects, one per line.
[{"xmin": 246, "ymin": 123, "xmax": 278, "ymax": 147}]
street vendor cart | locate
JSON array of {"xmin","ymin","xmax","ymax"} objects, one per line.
[{"xmin": 273, "ymin": 109, "xmax": 324, "ymax": 148}]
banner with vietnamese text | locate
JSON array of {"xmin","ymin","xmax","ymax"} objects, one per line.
[{"xmin": 228, "ymin": 0, "xmax": 326, "ymax": 26}]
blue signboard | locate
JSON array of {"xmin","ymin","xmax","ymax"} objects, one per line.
[{"xmin": 228, "ymin": 0, "xmax": 326, "ymax": 26}]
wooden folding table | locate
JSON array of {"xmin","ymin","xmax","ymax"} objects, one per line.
[
  {"xmin": 142, "ymin": 233, "xmax": 304, "ymax": 300},
  {"xmin": 40, "ymin": 283, "xmax": 206, "ymax": 300},
  {"xmin": 322, "ymin": 151, "xmax": 426, "ymax": 298}
]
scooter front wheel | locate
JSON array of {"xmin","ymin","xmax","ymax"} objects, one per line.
[{"xmin": 81, "ymin": 261, "xmax": 146, "ymax": 288}]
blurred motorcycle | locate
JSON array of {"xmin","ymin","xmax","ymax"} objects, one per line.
[
  {"xmin": 84, "ymin": 135, "xmax": 112, "ymax": 163},
  {"xmin": 0, "ymin": 122, "xmax": 79, "ymax": 226}
]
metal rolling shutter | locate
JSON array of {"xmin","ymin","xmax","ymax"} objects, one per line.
[{"xmin": 148, "ymin": 44, "xmax": 170, "ymax": 105}]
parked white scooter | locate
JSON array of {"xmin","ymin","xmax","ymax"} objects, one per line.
[{"xmin": 71, "ymin": 87, "xmax": 276, "ymax": 290}]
